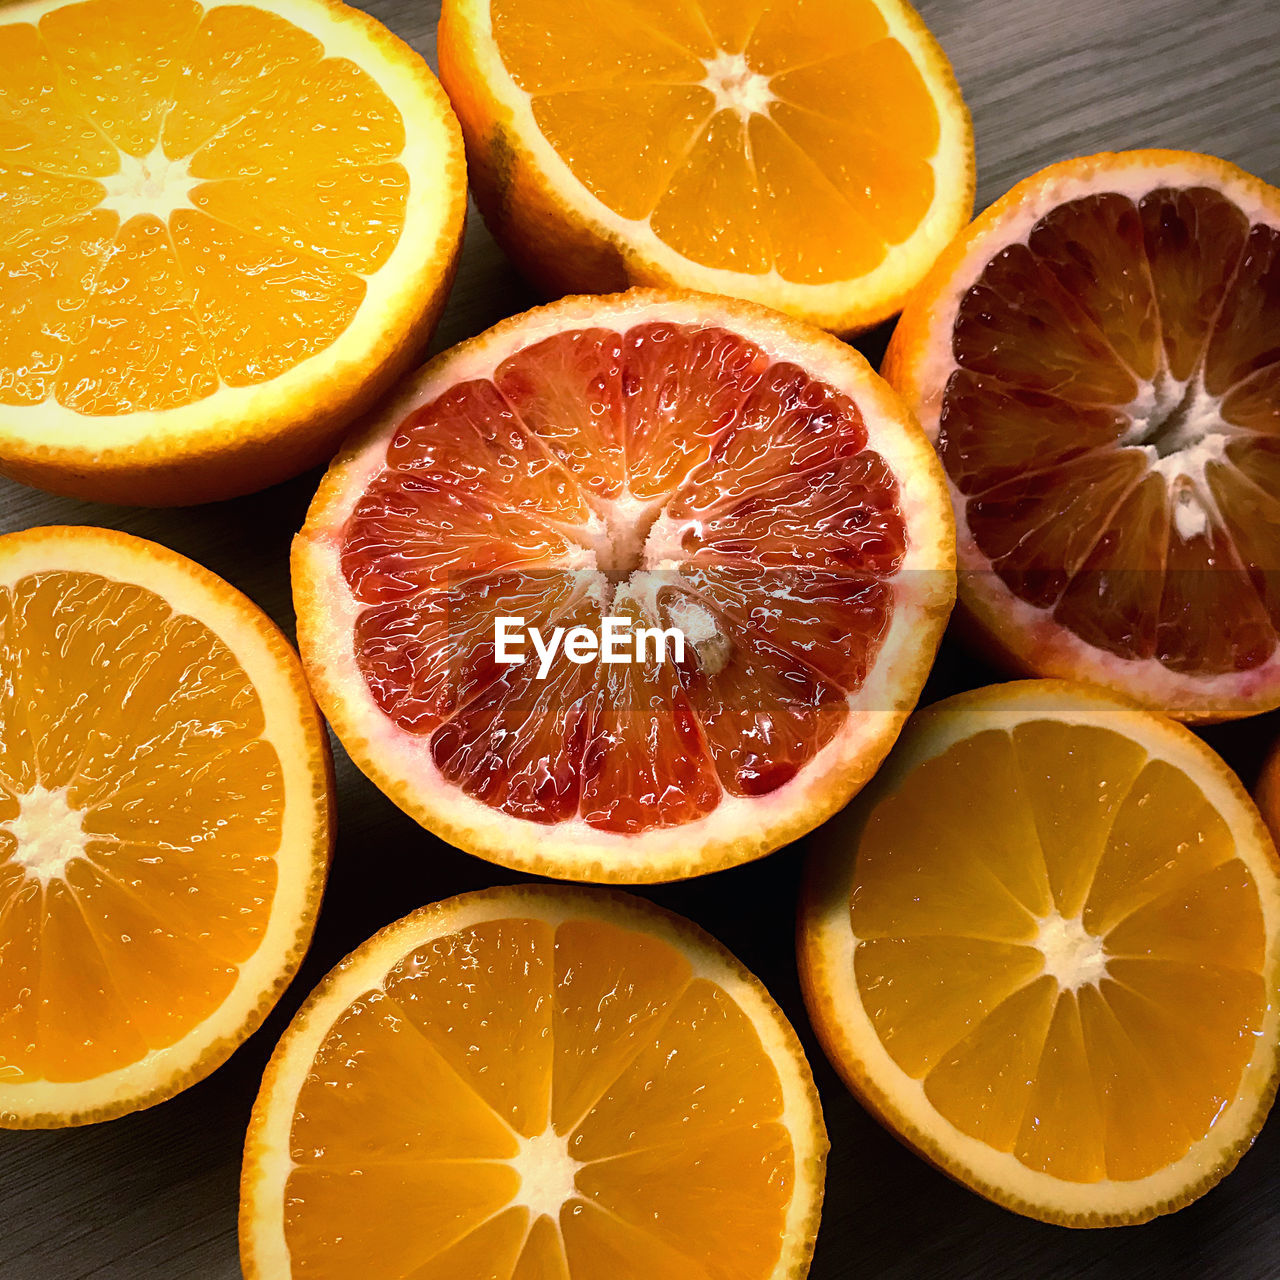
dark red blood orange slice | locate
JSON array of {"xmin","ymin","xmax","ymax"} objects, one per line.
[
  {"xmin": 295, "ymin": 290, "xmax": 954, "ymax": 881},
  {"xmin": 885, "ymin": 151, "xmax": 1280, "ymax": 721}
]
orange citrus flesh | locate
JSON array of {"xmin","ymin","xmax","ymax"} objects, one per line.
[
  {"xmin": 268, "ymin": 907, "xmax": 811, "ymax": 1278},
  {"xmin": 489, "ymin": 0, "xmax": 940, "ymax": 285},
  {"xmin": 0, "ymin": 0, "xmax": 408, "ymax": 414},
  {"xmin": 853, "ymin": 719, "xmax": 1265, "ymax": 1183},
  {"xmin": 939, "ymin": 186, "xmax": 1280, "ymax": 676},
  {"xmin": 340, "ymin": 322, "xmax": 904, "ymax": 832},
  {"xmin": 0, "ymin": 568, "xmax": 282, "ymax": 1082}
]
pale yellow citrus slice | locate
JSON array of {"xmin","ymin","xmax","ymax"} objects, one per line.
[
  {"xmin": 0, "ymin": 0, "xmax": 465, "ymax": 505},
  {"xmin": 437, "ymin": 0, "xmax": 973, "ymax": 335},
  {"xmin": 292, "ymin": 288, "xmax": 955, "ymax": 883},
  {"xmin": 239, "ymin": 883, "xmax": 827, "ymax": 1279},
  {"xmin": 799, "ymin": 679, "xmax": 1280, "ymax": 1225},
  {"xmin": 884, "ymin": 150, "xmax": 1280, "ymax": 721},
  {"xmin": 0, "ymin": 525, "xmax": 332, "ymax": 1127}
]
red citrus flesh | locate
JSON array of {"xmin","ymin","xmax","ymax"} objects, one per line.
[
  {"xmin": 939, "ymin": 186, "xmax": 1280, "ymax": 677},
  {"xmin": 338, "ymin": 322, "xmax": 905, "ymax": 834}
]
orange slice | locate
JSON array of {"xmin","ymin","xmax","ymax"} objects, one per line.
[
  {"xmin": 0, "ymin": 0, "xmax": 465, "ymax": 506},
  {"xmin": 0, "ymin": 525, "xmax": 332, "ymax": 1127},
  {"xmin": 884, "ymin": 150, "xmax": 1280, "ymax": 721},
  {"xmin": 293, "ymin": 289, "xmax": 955, "ymax": 883},
  {"xmin": 437, "ymin": 0, "xmax": 973, "ymax": 335},
  {"xmin": 799, "ymin": 679, "xmax": 1280, "ymax": 1225},
  {"xmin": 240, "ymin": 884, "xmax": 827, "ymax": 1279}
]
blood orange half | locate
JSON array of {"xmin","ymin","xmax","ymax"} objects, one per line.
[
  {"xmin": 294, "ymin": 290, "xmax": 954, "ymax": 882},
  {"xmin": 885, "ymin": 151, "xmax": 1280, "ymax": 721}
]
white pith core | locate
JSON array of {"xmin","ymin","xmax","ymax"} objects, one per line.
[
  {"xmin": 700, "ymin": 51, "xmax": 776, "ymax": 119},
  {"xmin": 583, "ymin": 492, "xmax": 673, "ymax": 580},
  {"xmin": 1034, "ymin": 909, "xmax": 1108, "ymax": 991},
  {"xmin": 508, "ymin": 1129, "xmax": 583, "ymax": 1220},
  {"xmin": 552, "ymin": 490, "xmax": 750, "ymax": 678},
  {"xmin": 1120, "ymin": 372, "xmax": 1244, "ymax": 540},
  {"xmin": 566, "ymin": 492, "xmax": 695, "ymax": 612},
  {"xmin": 97, "ymin": 144, "xmax": 202, "ymax": 223},
  {"xmin": 0, "ymin": 785, "xmax": 90, "ymax": 886}
]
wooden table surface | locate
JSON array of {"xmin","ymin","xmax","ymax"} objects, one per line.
[{"xmin": 3, "ymin": 0, "xmax": 1280, "ymax": 1276}]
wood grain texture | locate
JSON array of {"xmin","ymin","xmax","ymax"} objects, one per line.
[{"xmin": 2, "ymin": 0, "xmax": 1279, "ymax": 1276}]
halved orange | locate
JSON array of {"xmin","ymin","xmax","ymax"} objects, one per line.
[
  {"xmin": 0, "ymin": 0, "xmax": 465, "ymax": 506},
  {"xmin": 240, "ymin": 884, "xmax": 827, "ymax": 1279},
  {"xmin": 799, "ymin": 679, "xmax": 1280, "ymax": 1225},
  {"xmin": 884, "ymin": 150, "xmax": 1280, "ymax": 721},
  {"xmin": 437, "ymin": 0, "xmax": 974, "ymax": 335},
  {"xmin": 0, "ymin": 525, "xmax": 332, "ymax": 1127},
  {"xmin": 293, "ymin": 289, "xmax": 955, "ymax": 883}
]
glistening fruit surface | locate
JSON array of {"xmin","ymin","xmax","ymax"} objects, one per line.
[
  {"xmin": 0, "ymin": 0, "xmax": 465, "ymax": 506},
  {"xmin": 295, "ymin": 292, "xmax": 955, "ymax": 880},
  {"xmin": 800, "ymin": 681, "xmax": 1280, "ymax": 1224},
  {"xmin": 885, "ymin": 153, "xmax": 1280, "ymax": 718},
  {"xmin": 438, "ymin": 0, "xmax": 974, "ymax": 332},
  {"xmin": 1, "ymin": 0, "xmax": 410, "ymax": 413},
  {"xmin": 0, "ymin": 526, "xmax": 330, "ymax": 1127},
  {"xmin": 241, "ymin": 888, "xmax": 827, "ymax": 1279}
]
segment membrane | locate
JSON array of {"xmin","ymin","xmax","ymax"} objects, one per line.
[
  {"xmin": 577, "ymin": 589, "xmax": 720, "ymax": 832},
  {"xmin": 39, "ymin": 0, "xmax": 204, "ymax": 158}
]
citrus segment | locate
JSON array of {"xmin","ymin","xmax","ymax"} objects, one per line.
[
  {"xmin": 0, "ymin": 526, "xmax": 331, "ymax": 1126},
  {"xmin": 295, "ymin": 291, "xmax": 954, "ymax": 881},
  {"xmin": 800, "ymin": 680, "xmax": 1280, "ymax": 1224},
  {"xmin": 240, "ymin": 886, "xmax": 826, "ymax": 1280},
  {"xmin": 0, "ymin": 24, "xmax": 120, "ymax": 174},
  {"xmin": 170, "ymin": 210, "xmax": 366, "ymax": 387},
  {"xmin": 884, "ymin": 151, "xmax": 1280, "ymax": 719},
  {"xmin": 0, "ymin": 0, "xmax": 464, "ymax": 504},
  {"xmin": 160, "ymin": 6, "xmax": 325, "ymax": 159},
  {"xmin": 494, "ymin": 329, "xmax": 629, "ymax": 501},
  {"xmin": 438, "ymin": 0, "xmax": 974, "ymax": 333}
]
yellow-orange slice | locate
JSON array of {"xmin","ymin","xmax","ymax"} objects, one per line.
[
  {"xmin": 799, "ymin": 679, "xmax": 1280, "ymax": 1225},
  {"xmin": 437, "ymin": 0, "xmax": 973, "ymax": 335},
  {"xmin": 0, "ymin": 0, "xmax": 465, "ymax": 505},
  {"xmin": 240, "ymin": 884, "xmax": 827, "ymax": 1279},
  {"xmin": 0, "ymin": 525, "xmax": 332, "ymax": 1127}
]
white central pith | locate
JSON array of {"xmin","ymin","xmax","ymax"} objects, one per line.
[
  {"xmin": 0, "ymin": 785, "xmax": 89, "ymax": 886},
  {"xmin": 96, "ymin": 145, "xmax": 201, "ymax": 223},
  {"xmin": 700, "ymin": 51, "xmax": 776, "ymax": 119},
  {"xmin": 509, "ymin": 1129, "xmax": 583, "ymax": 1219},
  {"xmin": 1120, "ymin": 371, "xmax": 1239, "ymax": 540},
  {"xmin": 1035, "ymin": 910, "xmax": 1107, "ymax": 991},
  {"xmin": 586, "ymin": 493, "xmax": 673, "ymax": 580},
  {"xmin": 568, "ymin": 498, "xmax": 728, "ymax": 673}
]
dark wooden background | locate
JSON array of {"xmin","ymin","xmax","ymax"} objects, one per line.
[{"xmin": 3, "ymin": 0, "xmax": 1280, "ymax": 1275}]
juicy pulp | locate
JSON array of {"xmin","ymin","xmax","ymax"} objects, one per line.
[{"xmin": 340, "ymin": 321, "xmax": 907, "ymax": 834}]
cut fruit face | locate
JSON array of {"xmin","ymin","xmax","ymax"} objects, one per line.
[
  {"xmin": 883, "ymin": 150, "xmax": 1280, "ymax": 721},
  {"xmin": 0, "ymin": 526, "xmax": 331, "ymax": 1127},
  {"xmin": 436, "ymin": 0, "xmax": 974, "ymax": 334},
  {"xmin": 799, "ymin": 679, "xmax": 1280, "ymax": 1226},
  {"xmin": 0, "ymin": 0, "xmax": 465, "ymax": 505},
  {"xmin": 240, "ymin": 884, "xmax": 827, "ymax": 1280},
  {"xmin": 293, "ymin": 290, "xmax": 955, "ymax": 882}
]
